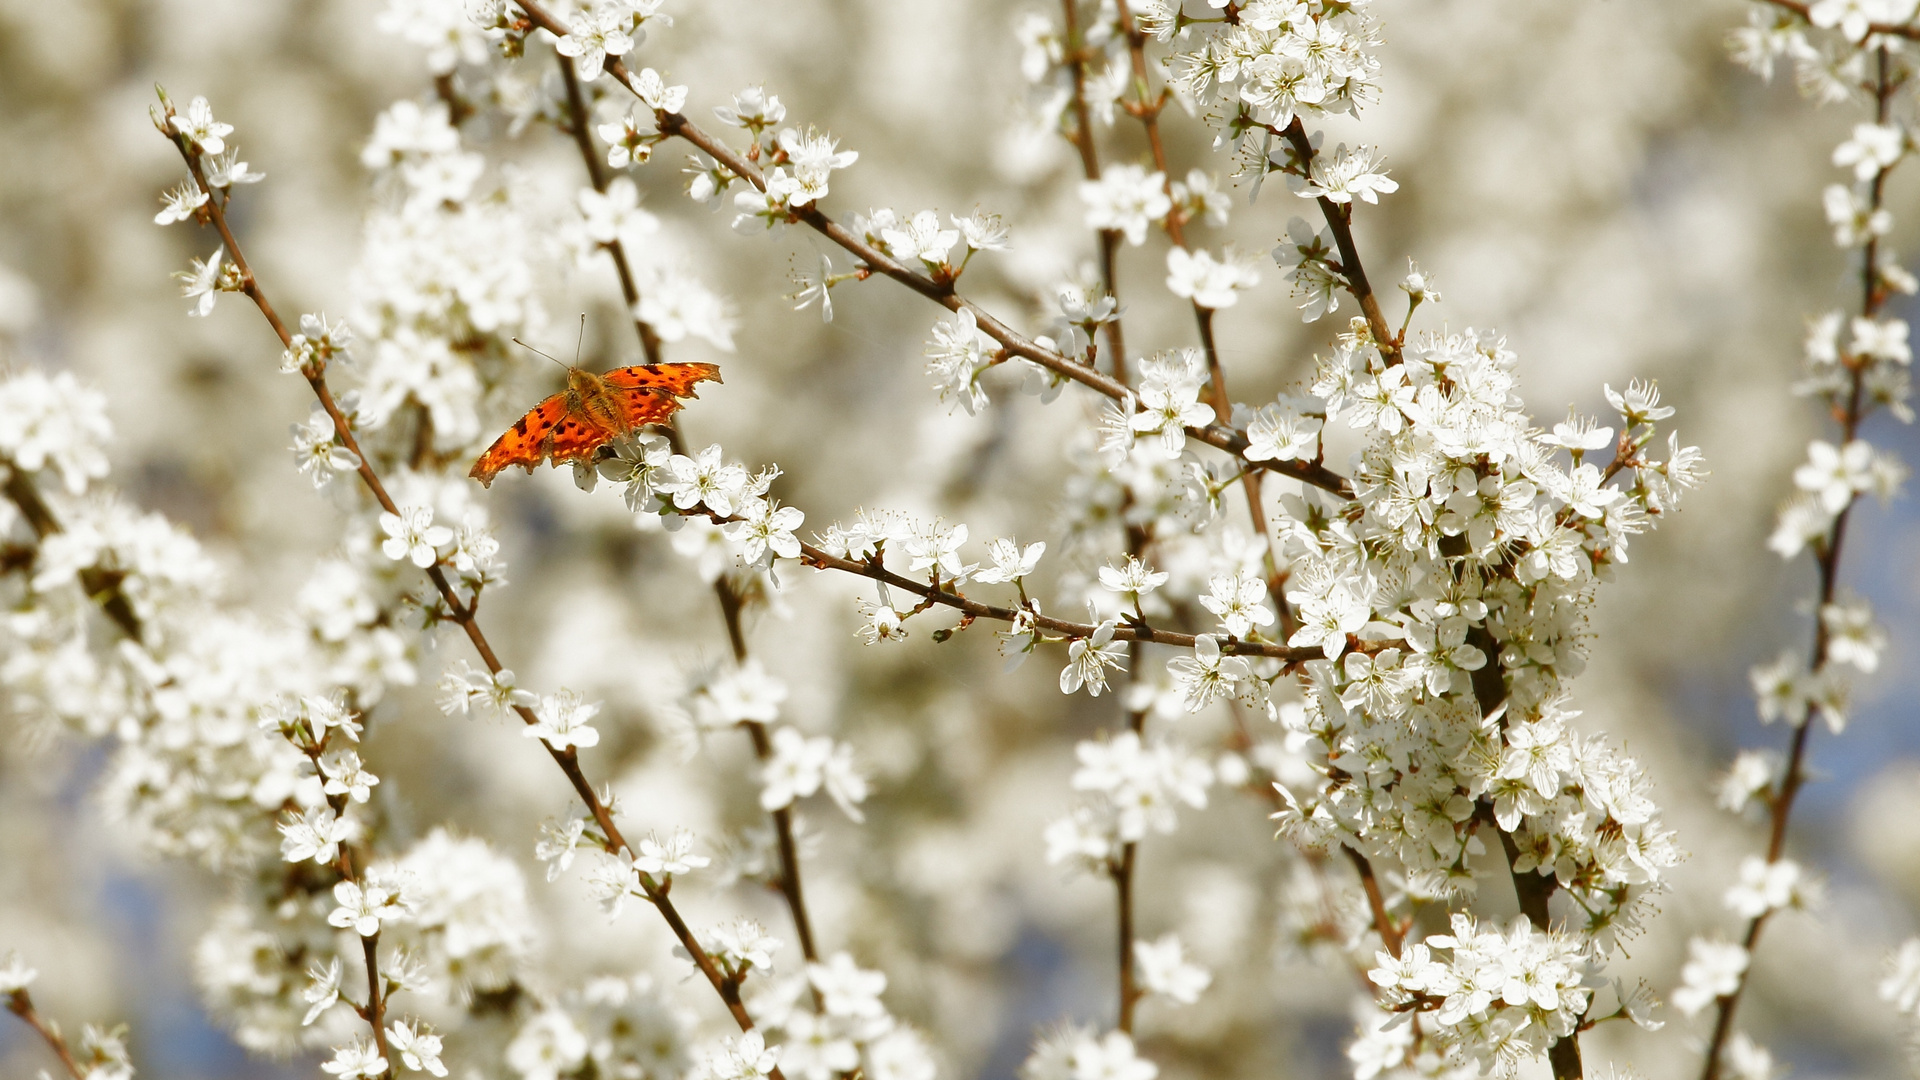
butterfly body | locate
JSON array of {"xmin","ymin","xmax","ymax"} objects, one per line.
[{"xmin": 469, "ymin": 362, "xmax": 721, "ymax": 487}]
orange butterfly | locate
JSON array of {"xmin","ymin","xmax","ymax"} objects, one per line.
[{"xmin": 469, "ymin": 361, "xmax": 722, "ymax": 487}]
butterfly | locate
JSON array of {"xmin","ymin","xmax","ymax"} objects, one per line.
[{"xmin": 469, "ymin": 361, "xmax": 722, "ymax": 487}]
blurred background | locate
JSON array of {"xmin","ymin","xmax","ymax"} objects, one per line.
[{"xmin": 0, "ymin": 0, "xmax": 1916, "ymax": 1078}]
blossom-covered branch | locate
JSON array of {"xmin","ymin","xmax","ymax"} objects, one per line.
[
  {"xmin": 153, "ymin": 91, "xmax": 789, "ymax": 1073},
  {"xmin": 507, "ymin": 0, "xmax": 1354, "ymax": 499},
  {"xmin": 547, "ymin": 58, "xmax": 836, "ymax": 970},
  {"xmin": 1698, "ymin": 11, "xmax": 1917, "ymax": 1077}
]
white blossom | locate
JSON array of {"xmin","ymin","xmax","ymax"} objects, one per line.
[
  {"xmin": 555, "ymin": 9, "xmax": 635, "ymax": 82},
  {"xmin": 1081, "ymin": 165, "xmax": 1171, "ymax": 246},
  {"xmin": 1723, "ymin": 856, "xmax": 1814, "ymax": 918},
  {"xmin": 761, "ymin": 726, "xmax": 867, "ymax": 821},
  {"xmin": 702, "ymin": 918, "xmax": 783, "ymax": 977},
  {"xmin": 170, "ymin": 95, "xmax": 234, "ymax": 155},
  {"xmin": 323, "ymin": 1037, "xmax": 390, "ymax": 1079},
  {"xmin": 705, "ymin": 1030, "xmax": 779, "ymax": 1080},
  {"xmin": 387, "ymin": 1020, "xmax": 448, "ymax": 1077},
  {"xmin": 1060, "ymin": 620, "xmax": 1127, "ymax": 697},
  {"xmin": 1880, "ymin": 939, "xmax": 1920, "ymax": 1015},
  {"xmin": 1240, "ymin": 395, "xmax": 1322, "ymax": 462},
  {"xmin": 809, "ymin": 952, "xmax": 888, "ymax": 1019},
  {"xmin": 1833, "ymin": 122, "xmax": 1905, "ymax": 181},
  {"xmin": 630, "ymin": 67, "xmax": 689, "ymax": 113},
  {"xmin": 1198, "ymin": 571, "xmax": 1273, "ymax": 638},
  {"xmin": 634, "ymin": 828, "xmax": 711, "ymax": 877},
  {"xmin": 525, "ymin": 689, "xmax": 602, "ymax": 751},
  {"xmin": 954, "ymin": 210, "xmax": 1011, "ymax": 251},
  {"xmin": 881, "ymin": 210, "xmax": 961, "ymax": 268},
  {"xmin": 328, "ymin": 877, "xmax": 412, "ymax": 937},
  {"xmin": 302, "ymin": 958, "xmax": 343, "ymax": 1026},
  {"xmin": 1295, "ymin": 144, "xmax": 1398, "ymax": 204},
  {"xmin": 280, "ymin": 805, "xmax": 353, "ymax": 865},
  {"xmin": 578, "ymin": 177, "xmax": 660, "ymax": 246},
  {"xmin": 924, "ymin": 308, "xmax": 995, "ymax": 414},
  {"xmin": 0, "ymin": 951, "xmax": 38, "ymax": 993},
  {"xmin": 775, "ymin": 127, "xmax": 857, "ymax": 207},
  {"xmin": 1671, "ymin": 938, "xmax": 1749, "ymax": 1017},
  {"xmin": 175, "ymin": 246, "xmax": 227, "ymax": 317},
  {"xmin": 379, "ymin": 505, "xmax": 452, "ymax": 568},
  {"xmin": 972, "ymin": 537, "xmax": 1045, "ymax": 584},
  {"xmin": 1164, "ymin": 247, "xmax": 1260, "ymax": 309},
  {"xmin": 1133, "ymin": 934, "xmax": 1211, "ymax": 1004},
  {"xmin": 507, "ymin": 1010, "xmax": 590, "ymax": 1080}
]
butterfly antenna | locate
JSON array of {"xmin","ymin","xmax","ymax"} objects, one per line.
[
  {"xmin": 510, "ymin": 337, "xmax": 568, "ymax": 371},
  {"xmin": 574, "ymin": 313, "xmax": 587, "ymax": 367}
]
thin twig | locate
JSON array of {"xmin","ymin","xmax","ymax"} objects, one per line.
[
  {"xmin": 792, "ymin": 534, "xmax": 1340, "ymax": 661},
  {"xmin": 1341, "ymin": 846, "xmax": 1405, "ymax": 958},
  {"xmin": 1113, "ymin": 841, "xmax": 1140, "ymax": 1031},
  {"xmin": 1058, "ymin": 0, "xmax": 1129, "ymax": 374},
  {"xmin": 4, "ymin": 990, "xmax": 85, "ymax": 1080}
]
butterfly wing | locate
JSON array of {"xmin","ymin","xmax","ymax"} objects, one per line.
[
  {"xmin": 469, "ymin": 394, "xmax": 619, "ymax": 486},
  {"xmin": 613, "ymin": 387, "xmax": 689, "ymax": 433},
  {"xmin": 601, "ymin": 362, "xmax": 723, "ymax": 398}
]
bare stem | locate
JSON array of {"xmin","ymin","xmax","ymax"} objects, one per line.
[
  {"xmin": 325, "ymin": 833, "xmax": 394, "ymax": 1063},
  {"xmin": 1058, "ymin": 0, "xmax": 1129, "ymax": 374},
  {"xmin": 1113, "ymin": 841, "xmax": 1140, "ymax": 1032},
  {"xmin": 1341, "ymin": 846, "xmax": 1405, "ymax": 958}
]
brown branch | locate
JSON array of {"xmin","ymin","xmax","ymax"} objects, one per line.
[
  {"xmin": 158, "ymin": 104, "xmax": 784, "ymax": 1072},
  {"xmin": 1057, "ymin": 0, "xmax": 1128, "ymax": 374},
  {"xmin": 4, "ymin": 990, "xmax": 85, "ymax": 1080},
  {"xmin": 320, "ymin": 786, "xmax": 393, "ymax": 1065},
  {"xmin": 1276, "ymin": 119, "xmax": 1399, "ymax": 364},
  {"xmin": 1113, "ymin": 841, "xmax": 1140, "ymax": 1032},
  {"xmin": 791, "ymin": 534, "xmax": 1332, "ymax": 661},
  {"xmin": 1341, "ymin": 846, "xmax": 1405, "ymax": 958},
  {"xmin": 1458, "ymin": 618, "xmax": 1578, "ymax": 1080},
  {"xmin": 433, "ymin": 73, "xmax": 475, "ymax": 127}
]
